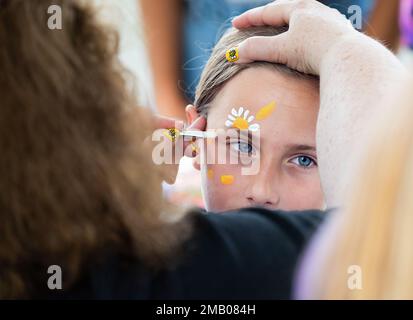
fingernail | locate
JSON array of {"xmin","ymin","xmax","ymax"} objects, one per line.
[{"xmin": 225, "ymin": 47, "xmax": 239, "ymax": 63}]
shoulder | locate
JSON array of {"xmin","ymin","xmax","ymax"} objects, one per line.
[
  {"xmin": 172, "ymin": 208, "xmax": 326, "ymax": 299},
  {"xmin": 54, "ymin": 208, "xmax": 326, "ymax": 299},
  {"xmin": 195, "ymin": 208, "xmax": 325, "ymax": 245}
]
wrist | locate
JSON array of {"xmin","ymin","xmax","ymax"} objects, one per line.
[{"xmin": 320, "ymin": 30, "xmax": 363, "ymax": 70}]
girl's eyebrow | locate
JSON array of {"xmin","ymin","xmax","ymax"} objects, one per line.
[
  {"xmin": 224, "ymin": 128, "xmax": 259, "ymax": 136},
  {"xmin": 224, "ymin": 129, "xmax": 256, "ymax": 143},
  {"xmin": 284, "ymin": 143, "xmax": 317, "ymax": 153},
  {"xmin": 225, "ymin": 135, "xmax": 253, "ymax": 142}
]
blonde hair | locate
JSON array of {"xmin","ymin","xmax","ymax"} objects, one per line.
[
  {"xmin": 195, "ymin": 26, "xmax": 318, "ymax": 116},
  {"xmin": 297, "ymin": 75, "xmax": 413, "ymax": 299}
]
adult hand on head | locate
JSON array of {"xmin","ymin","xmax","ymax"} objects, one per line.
[
  {"xmin": 231, "ymin": 0, "xmax": 358, "ymax": 75},
  {"xmin": 232, "ymin": 0, "xmax": 404, "ymax": 208},
  {"xmin": 152, "ymin": 108, "xmax": 206, "ymax": 184}
]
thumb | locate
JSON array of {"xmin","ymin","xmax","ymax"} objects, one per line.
[
  {"xmin": 153, "ymin": 115, "xmax": 184, "ymax": 131},
  {"xmin": 230, "ymin": 33, "xmax": 289, "ymax": 65}
]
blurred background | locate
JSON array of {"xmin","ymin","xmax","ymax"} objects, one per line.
[{"xmin": 90, "ymin": 0, "xmax": 412, "ymax": 209}]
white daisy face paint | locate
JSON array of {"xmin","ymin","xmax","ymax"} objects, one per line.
[{"xmin": 225, "ymin": 107, "xmax": 260, "ymax": 132}]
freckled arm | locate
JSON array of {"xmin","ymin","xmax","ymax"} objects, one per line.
[{"xmin": 316, "ymin": 33, "xmax": 405, "ymax": 208}]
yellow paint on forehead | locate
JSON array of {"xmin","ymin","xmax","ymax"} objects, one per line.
[
  {"xmin": 256, "ymin": 101, "xmax": 277, "ymax": 120},
  {"xmin": 207, "ymin": 169, "xmax": 214, "ymax": 180},
  {"xmin": 232, "ymin": 117, "xmax": 249, "ymax": 130}
]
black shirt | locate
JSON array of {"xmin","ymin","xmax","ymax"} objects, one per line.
[{"xmin": 55, "ymin": 208, "xmax": 325, "ymax": 299}]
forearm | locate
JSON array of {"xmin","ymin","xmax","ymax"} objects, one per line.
[
  {"xmin": 140, "ymin": 0, "xmax": 186, "ymax": 118},
  {"xmin": 317, "ymin": 33, "xmax": 405, "ymax": 207}
]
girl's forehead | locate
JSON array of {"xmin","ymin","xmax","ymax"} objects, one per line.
[
  {"xmin": 205, "ymin": 68, "xmax": 319, "ymax": 136},
  {"xmin": 208, "ymin": 98, "xmax": 318, "ymax": 130},
  {"xmin": 208, "ymin": 72, "xmax": 318, "ymax": 117}
]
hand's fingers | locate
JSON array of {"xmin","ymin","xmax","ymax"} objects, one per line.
[
  {"xmin": 154, "ymin": 115, "xmax": 184, "ymax": 131},
  {"xmin": 183, "ymin": 116, "xmax": 207, "ymax": 158},
  {"xmin": 232, "ymin": 1, "xmax": 294, "ymax": 29},
  {"xmin": 234, "ymin": 33, "xmax": 289, "ymax": 64},
  {"xmin": 162, "ymin": 164, "xmax": 180, "ymax": 185},
  {"xmin": 151, "ymin": 115, "xmax": 205, "ymax": 185},
  {"xmin": 153, "ymin": 114, "xmax": 206, "ymax": 161}
]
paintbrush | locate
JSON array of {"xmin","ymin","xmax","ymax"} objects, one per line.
[{"xmin": 163, "ymin": 128, "xmax": 217, "ymax": 142}]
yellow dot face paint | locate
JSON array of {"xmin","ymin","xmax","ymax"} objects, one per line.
[
  {"xmin": 207, "ymin": 169, "xmax": 214, "ymax": 180},
  {"xmin": 256, "ymin": 101, "xmax": 276, "ymax": 120},
  {"xmin": 220, "ymin": 175, "xmax": 234, "ymax": 185},
  {"xmin": 225, "ymin": 47, "xmax": 239, "ymax": 63}
]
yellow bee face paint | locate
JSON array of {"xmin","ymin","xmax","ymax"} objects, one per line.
[
  {"xmin": 220, "ymin": 175, "xmax": 234, "ymax": 185},
  {"xmin": 256, "ymin": 101, "xmax": 277, "ymax": 120},
  {"xmin": 191, "ymin": 142, "xmax": 199, "ymax": 157},
  {"xmin": 163, "ymin": 128, "xmax": 180, "ymax": 142},
  {"xmin": 225, "ymin": 47, "xmax": 239, "ymax": 63}
]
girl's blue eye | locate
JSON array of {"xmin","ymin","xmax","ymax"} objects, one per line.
[
  {"xmin": 291, "ymin": 156, "xmax": 317, "ymax": 168},
  {"xmin": 232, "ymin": 141, "xmax": 253, "ymax": 154}
]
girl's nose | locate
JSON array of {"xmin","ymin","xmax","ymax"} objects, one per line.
[{"xmin": 246, "ymin": 179, "xmax": 280, "ymax": 209}]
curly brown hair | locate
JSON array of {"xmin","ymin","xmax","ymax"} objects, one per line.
[{"xmin": 0, "ymin": 0, "xmax": 190, "ymax": 298}]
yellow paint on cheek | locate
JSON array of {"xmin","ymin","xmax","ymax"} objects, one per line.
[
  {"xmin": 256, "ymin": 101, "xmax": 276, "ymax": 120},
  {"xmin": 207, "ymin": 169, "xmax": 214, "ymax": 180},
  {"xmin": 220, "ymin": 175, "xmax": 234, "ymax": 185}
]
